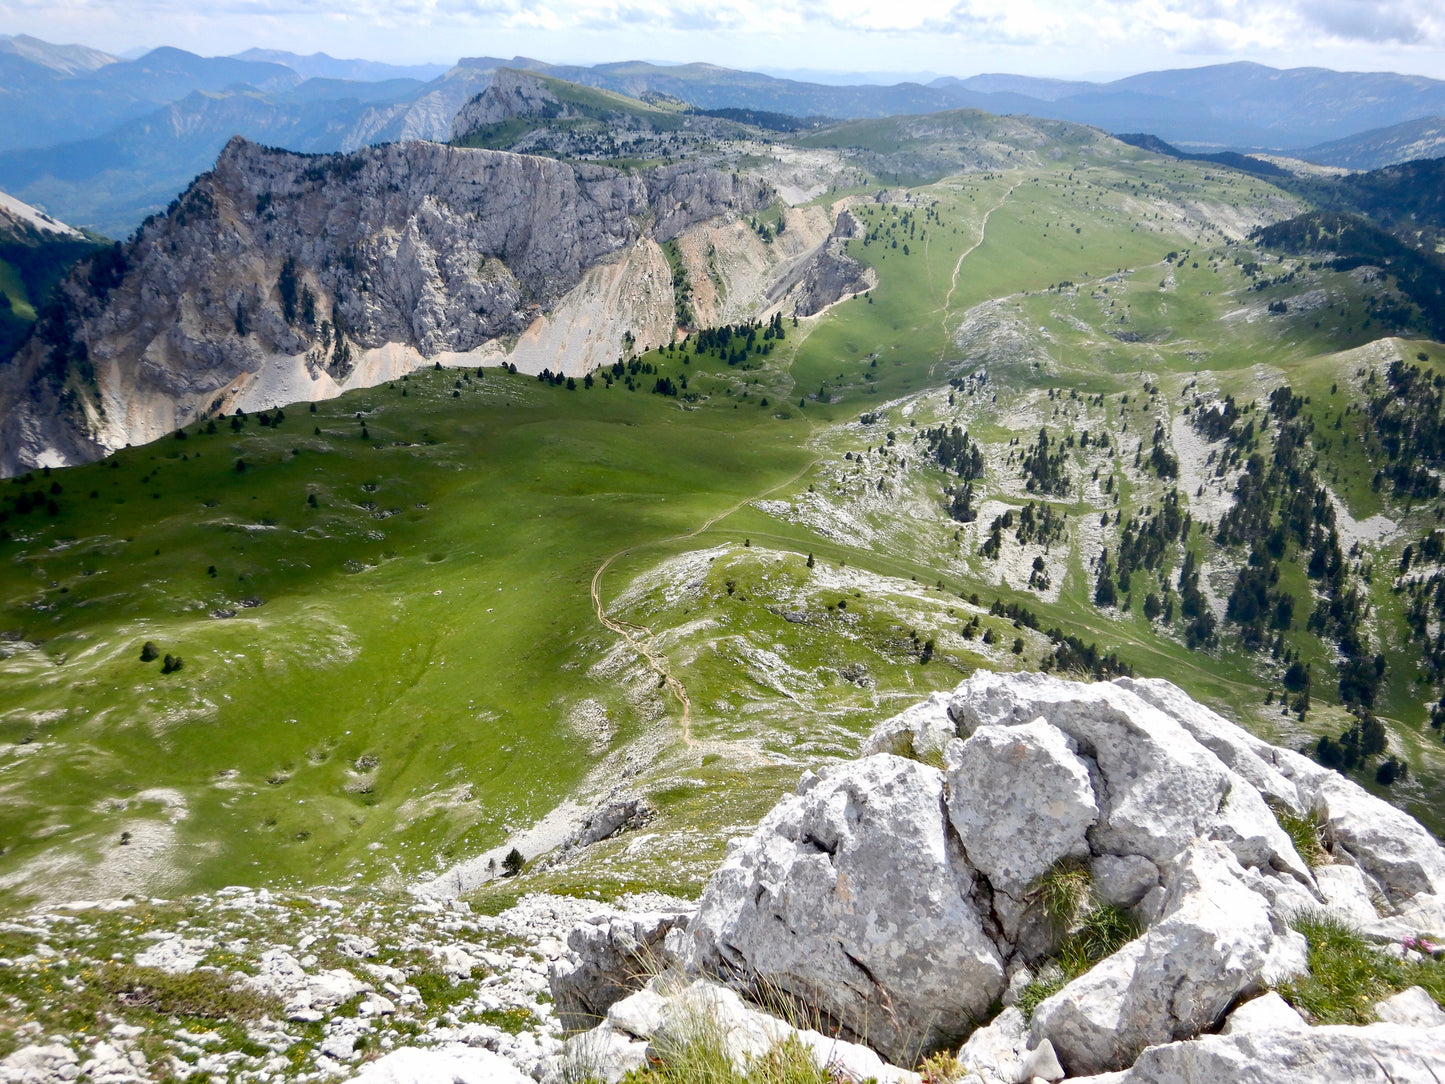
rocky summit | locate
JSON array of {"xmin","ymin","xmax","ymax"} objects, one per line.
[
  {"xmin": 0, "ymin": 675, "xmax": 1441, "ymax": 1083},
  {"xmin": 544, "ymin": 672, "xmax": 1445, "ymax": 1083}
]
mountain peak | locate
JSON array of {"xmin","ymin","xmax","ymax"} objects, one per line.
[{"xmin": 0, "ymin": 32, "xmax": 117, "ymax": 75}]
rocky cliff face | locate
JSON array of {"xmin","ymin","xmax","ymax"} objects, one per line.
[
  {"xmin": 766, "ymin": 207, "xmax": 874, "ymax": 317},
  {"xmin": 0, "ymin": 136, "xmax": 770, "ymax": 475},
  {"xmin": 449, "ymin": 69, "xmax": 576, "ymax": 140}
]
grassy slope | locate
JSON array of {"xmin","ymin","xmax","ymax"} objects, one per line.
[
  {"xmin": 2, "ymin": 146, "xmax": 1442, "ymax": 907},
  {"xmin": 0, "ymin": 367, "xmax": 813, "ymax": 901}
]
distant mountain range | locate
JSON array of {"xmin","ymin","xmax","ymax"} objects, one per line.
[
  {"xmin": 229, "ymin": 48, "xmax": 451, "ymax": 84},
  {"xmin": 0, "ymin": 33, "xmax": 116, "ymax": 75},
  {"xmin": 508, "ymin": 59, "xmax": 1445, "ymax": 150},
  {"xmin": 1296, "ymin": 115, "xmax": 1445, "ymax": 171},
  {"xmin": 4, "ymin": 35, "xmax": 1445, "ymax": 237},
  {"xmin": 0, "ymin": 51, "xmax": 503, "ymax": 236}
]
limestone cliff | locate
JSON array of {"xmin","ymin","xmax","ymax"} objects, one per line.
[
  {"xmin": 450, "ymin": 69, "xmax": 579, "ymax": 140},
  {"xmin": 0, "ymin": 136, "xmax": 771, "ymax": 475}
]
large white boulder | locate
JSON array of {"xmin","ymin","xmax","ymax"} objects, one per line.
[
  {"xmin": 562, "ymin": 672, "xmax": 1445, "ymax": 1079},
  {"xmin": 678, "ymin": 754, "xmax": 1005, "ymax": 1063},
  {"xmin": 945, "ymin": 719, "xmax": 1098, "ymax": 899},
  {"xmin": 1113, "ymin": 677, "xmax": 1309, "ymax": 813},
  {"xmin": 346, "ymin": 1045, "xmax": 533, "ymax": 1084},
  {"xmin": 1029, "ymin": 841, "xmax": 1308, "ymax": 1075},
  {"xmin": 1305, "ymin": 773, "xmax": 1445, "ymax": 902},
  {"xmin": 948, "ymin": 672, "xmax": 1305, "ymax": 878}
]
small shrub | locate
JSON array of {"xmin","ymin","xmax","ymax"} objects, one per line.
[
  {"xmin": 139, "ymin": 641, "xmax": 159, "ymax": 662},
  {"xmin": 502, "ymin": 847, "xmax": 525, "ymax": 877},
  {"xmin": 918, "ymin": 1050, "xmax": 962, "ymax": 1083}
]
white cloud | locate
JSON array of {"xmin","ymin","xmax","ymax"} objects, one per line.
[{"xmin": 0, "ymin": 0, "xmax": 1441, "ymax": 75}]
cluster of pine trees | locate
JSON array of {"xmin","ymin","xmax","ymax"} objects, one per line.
[
  {"xmin": 685, "ymin": 315, "xmax": 785, "ymax": 367},
  {"xmin": 1367, "ymin": 359, "xmax": 1445, "ymax": 498}
]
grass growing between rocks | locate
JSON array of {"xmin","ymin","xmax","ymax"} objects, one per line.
[
  {"xmin": 93, "ymin": 963, "xmax": 280, "ymax": 1020},
  {"xmin": 1017, "ymin": 859, "xmax": 1141, "ymax": 1021},
  {"xmin": 1278, "ymin": 912, "xmax": 1445, "ymax": 1025},
  {"xmin": 1274, "ymin": 807, "xmax": 1327, "ymax": 869},
  {"xmin": 612, "ymin": 1033, "xmax": 836, "ymax": 1084}
]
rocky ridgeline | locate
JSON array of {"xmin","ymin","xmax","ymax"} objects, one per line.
[
  {"xmin": 0, "ymin": 135, "xmax": 770, "ymax": 475},
  {"xmin": 544, "ymin": 672, "xmax": 1445, "ymax": 1083},
  {"xmin": 2, "ymin": 673, "xmax": 1442, "ymax": 1084}
]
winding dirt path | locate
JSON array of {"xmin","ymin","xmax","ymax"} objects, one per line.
[
  {"xmin": 589, "ymin": 457, "xmax": 820, "ymax": 748},
  {"xmin": 589, "ymin": 180, "xmax": 1021, "ymax": 748},
  {"xmin": 937, "ymin": 180, "xmax": 1023, "ymax": 369}
]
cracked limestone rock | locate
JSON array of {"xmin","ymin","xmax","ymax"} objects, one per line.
[
  {"xmin": 677, "ymin": 754, "xmax": 1005, "ymax": 1064},
  {"xmin": 660, "ymin": 671, "xmax": 1445, "ymax": 1078},
  {"xmin": 550, "ymin": 908, "xmax": 693, "ymax": 1033},
  {"xmin": 949, "ymin": 671, "xmax": 1307, "ymax": 880},
  {"xmin": 945, "ymin": 718, "xmax": 1098, "ymax": 898},
  {"xmin": 1027, "ymin": 839, "xmax": 1309, "ymax": 1076},
  {"xmin": 1066, "ymin": 1019, "xmax": 1445, "ymax": 1084}
]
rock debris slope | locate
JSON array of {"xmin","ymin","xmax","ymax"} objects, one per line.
[
  {"xmin": 551, "ymin": 671, "xmax": 1445, "ymax": 1083},
  {"xmin": 0, "ymin": 136, "xmax": 770, "ymax": 474}
]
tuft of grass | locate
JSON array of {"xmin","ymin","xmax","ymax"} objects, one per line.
[
  {"xmin": 885, "ymin": 729, "xmax": 948, "ymax": 769},
  {"xmin": 618, "ymin": 1031, "xmax": 836, "ymax": 1084},
  {"xmin": 1015, "ymin": 968, "xmax": 1066, "ymax": 1022},
  {"xmin": 1017, "ymin": 863, "xmax": 1143, "ymax": 1022},
  {"xmin": 1058, "ymin": 902, "xmax": 1140, "ymax": 977},
  {"xmin": 1034, "ymin": 857, "xmax": 1092, "ymax": 932},
  {"xmin": 1278, "ymin": 911, "xmax": 1445, "ymax": 1024},
  {"xmin": 477, "ymin": 1006, "xmax": 535, "ymax": 1034},
  {"xmin": 409, "ymin": 970, "xmax": 480, "ymax": 1011},
  {"xmin": 1273, "ymin": 806, "xmax": 1326, "ymax": 869}
]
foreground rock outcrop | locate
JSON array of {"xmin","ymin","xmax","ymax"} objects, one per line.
[{"xmin": 551, "ymin": 671, "xmax": 1445, "ymax": 1082}]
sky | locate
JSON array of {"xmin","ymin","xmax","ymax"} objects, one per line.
[{"xmin": 2, "ymin": 0, "xmax": 1443, "ymax": 81}]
